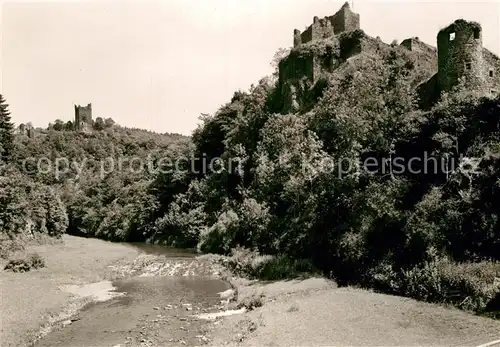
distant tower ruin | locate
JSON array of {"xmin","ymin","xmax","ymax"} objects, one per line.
[
  {"xmin": 27, "ymin": 127, "xmax": 35, "ymax": 138},
  {"xmin": 18, "ymin": 123, "xmax": 26, "ymax": 135},
  {"xmin": 17, "ymin": 123, "xmax": 35, "ymax": 137},
  {"xmin": 74, "ymin": 103, "xmax": 93, "ymax": 132}
]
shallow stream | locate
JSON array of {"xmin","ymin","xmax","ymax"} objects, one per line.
[{"xmin": 34, "ymin": 244, "xmax": 231, "ymax": 347}]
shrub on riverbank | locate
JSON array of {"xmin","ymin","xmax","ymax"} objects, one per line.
[
  {"xmin": 366, "ymin": 257, "xmax": 500, "ymax": 313},
  {"xmin": 222, "ymin": 247, "xmax": 318, "ymax": 281},
  {"xmin": 4, "ymin": 252, "xmax": 46, "ymax": 272}
]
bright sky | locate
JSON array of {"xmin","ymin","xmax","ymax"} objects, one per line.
[{"xmin": 1, "ymin": 0, "xmax": 499, "ymax": 135}]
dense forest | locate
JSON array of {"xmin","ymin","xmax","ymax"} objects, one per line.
[{"xmin": 1, "ymin": 39, "xmax": 500, "ymax": 316}]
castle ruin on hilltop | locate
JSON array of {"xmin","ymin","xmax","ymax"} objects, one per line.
[
  {"xmin": 74, "ymin": 103, "xmax": 93, "ymax": 132},
  {"xmin": 278, "ymin": 2, "xmax": 500, "ymax": 112}
]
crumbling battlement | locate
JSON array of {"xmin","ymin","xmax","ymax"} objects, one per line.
[
  {"xmin": 330, "ymin": 2, "xmax": 360, "ymax": 35},
  {"xmin": 400, "ymin": 37, "xmax": 437, "ymax": 56},
  {"xmin": 293, "ymin": 2, "xmax": 360, "ymax": 47},
  {"xmin": 74, "ymin": 103, "xmax": 93, "ymax": 132},
  {"xmin": 295, "ymin": 17, "xmax": 334, "ymax": 47}
]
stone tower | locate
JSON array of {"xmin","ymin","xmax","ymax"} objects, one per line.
[
  {"xmin": 27, "ymin": 127, "xmax": 35, "ymax": 138},
  {"xmin": 18, "ymin": 123, "xmax": 26, "ymax": 135},
  {"xmin": 437, "ymin": 20, "xmax": 486, "ymax": 92},
  {"xmin": 330, "ymin": 1, "xmax": 360, "ymax": 35},
  {"xmin": 74, "ymin": 103, "xmax": 93, "ymax": 132}
]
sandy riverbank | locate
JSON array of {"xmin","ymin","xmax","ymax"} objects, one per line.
[
  {"xmin": 0, "ymin": 235, "xmax": 140, "ymax": 347},
  {"xmin": 0, "ymin": 235, "xmax": 230, "ymax": 347},
  {"xmin": 207, "ymin": 277, "xmax": 500, "ymax": 347}
]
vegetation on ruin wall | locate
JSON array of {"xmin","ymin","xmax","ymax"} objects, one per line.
[
  {"xmin": 438, "ymin": 19, "xmax": 481, "ymax": 35},
  {"xmin": 1, "ymin": 40, "xmax": 500, "ymax": 316},
  {"xmin": 288, "ymin": 29, "xmax": 365, "ymax": 60}
]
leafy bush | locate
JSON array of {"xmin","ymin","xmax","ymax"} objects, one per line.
[
  {"xmin": 3, "ymin": 252, "xmax": 45, "ymax": 272},
  {"xmin": 27, "ymin": 252, "xmax": 45, "ymax": 269},
  {"xmin": 4, "ymin": 259, "xmax": 31, "ymax": 272},
  {"xmin": 367, "ymin": 257, "xmax": 500, "ymax": 312},
  {"xmin": 223, "ymin": 247, "xmax": 317, "ymax": 280}
]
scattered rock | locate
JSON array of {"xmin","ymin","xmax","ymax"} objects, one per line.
[
  {"xmin": 194, "ymin": 308, "xmax": 247, "ymax": 320},
  {"xmin": 61, "ymin": 319, "xmax": 72, "ymax": 326},
  {"xmin": 218, "ymin": 289, "xmax": 236, "ymax": 301},
  {"xmin": 153, "ymin": 307, "xmax": 160, "ymax": 310}
]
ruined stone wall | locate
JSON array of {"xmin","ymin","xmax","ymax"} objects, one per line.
[
  {"xmin": 279, "ymin": 53, "xmax": 315, "ymax": 83},
  {"xmin": 400, "ymin": 37, "xmax": 437, "ymax": 56},
  {"xmin": 296, "ymin": 17, "xmax": 335, "ymax": 47},
  {"xmin": 483, "ymin": 49, "xmax": 500, "ymax": 96},
  {"xmin": 330, "ymin": 2, "xmax": 360, "ymax": 35},
  {"xmin": 294, "ymin": 29, "xmax": 302, "ymax": 47},
  {"xmin": 437, "ymin": 20, "xmax": 486, "ymax": 92},
  {"xmin": 292, "ymin": 2, "xmax": 359, "ymax": 47},
  {"xmin": 337, "ymin": 29, "xmax": 370, "ymax": 60}
]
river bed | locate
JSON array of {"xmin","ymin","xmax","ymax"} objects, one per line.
[{"xmin": 33, "ymin": 244, "xmax": 231, "ymax": 347}]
